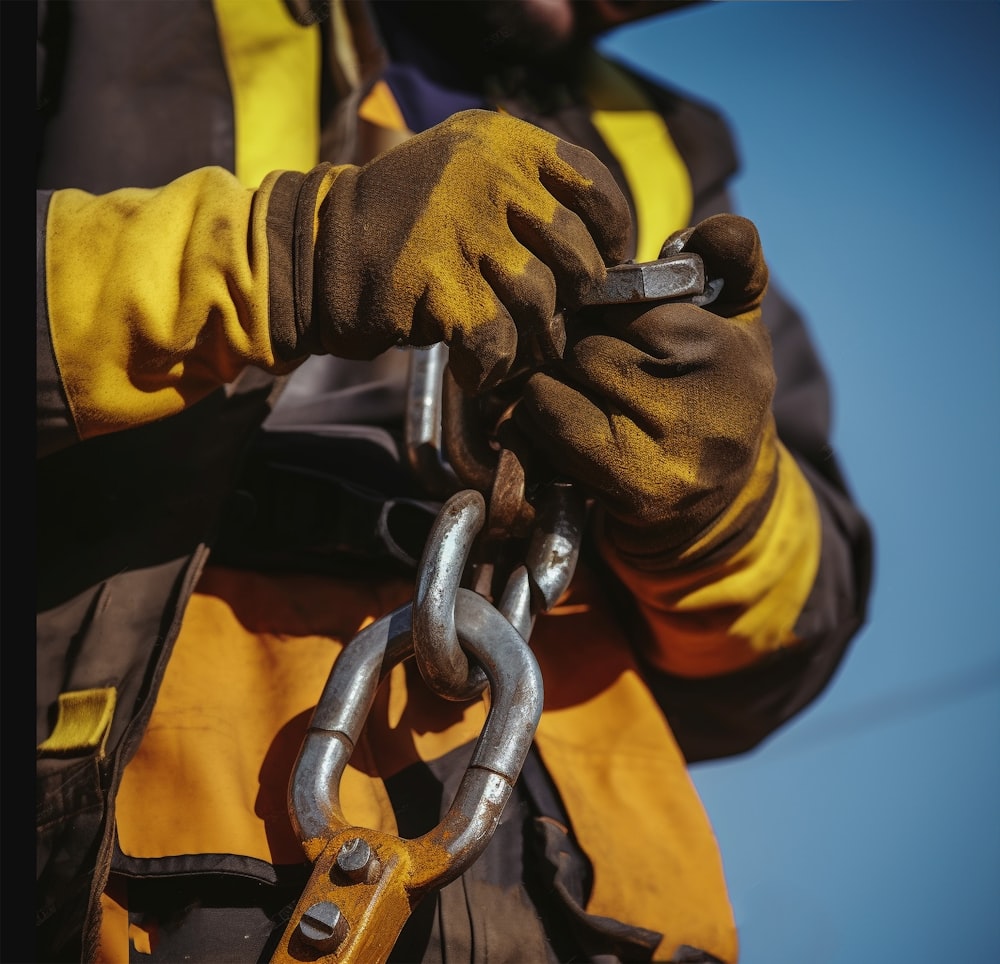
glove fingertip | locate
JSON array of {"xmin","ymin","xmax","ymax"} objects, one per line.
[
  {"xmin": 681, "ymin": 214, "xmax": 768, "ymax": 312},
  {"xmin": 447, "ymin": 319, "xmax": 518, "ymax": 394},
  {"xmin": 685, "ymin": 214, "xmax": 761, "ymax": 264},
  {"xmin": 549, "ymin": 140, "xmax": 632, "ymax": 265}
]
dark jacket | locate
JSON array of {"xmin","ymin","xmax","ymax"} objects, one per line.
[{"xmin": 36, "ymin": 2, "xmax": 872, "ymax": 961}]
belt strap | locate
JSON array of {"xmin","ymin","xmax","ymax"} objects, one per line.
[{"xmin": 214, "ymin": 431, "xmax": 442, "ymax": 575}]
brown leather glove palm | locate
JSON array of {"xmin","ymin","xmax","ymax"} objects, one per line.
[
  {"xmin": 266, "ymin": 109, "xmax": 630, "ymax": 392},
  {"xmin": 513, "ymin": 214, "xmax": 777, "ymax": 563}
]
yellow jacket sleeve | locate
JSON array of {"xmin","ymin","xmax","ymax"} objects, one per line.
[{"xmin": 44, "ymin": 166, "xmax": 300, "ymax": 440}]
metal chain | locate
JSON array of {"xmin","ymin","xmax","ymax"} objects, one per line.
[
  {"xmin": 272, "ymin": 348, "xmax": 583, "ymax": 963},
  {"xmin": 275, "ymin": 589, "xmax": 544, "ymax": 963},
  {"xmin": 407, "ymin": 344, "xmax": 586, "ymax": 701},
  {"xmin": 275, "ymin": 251, "xmax": 719, "ymax": 962}
]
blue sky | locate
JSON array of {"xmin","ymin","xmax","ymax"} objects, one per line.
[{"xmin": 602, "ymin": 3, "xmax": 1000, "ymax": 961}]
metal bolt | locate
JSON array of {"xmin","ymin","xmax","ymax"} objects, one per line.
[
  {"xmin": 297, "ymin": 901, "xmax": 348, "ymax": 953},
  {"xmin": 335, "ymin": 836, "xmax": 382, "ymax": 884}
]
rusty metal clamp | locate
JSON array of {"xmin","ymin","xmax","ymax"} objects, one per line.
[{"xmin": 272, "ymin": 590, "xmax": 543, "ymax": 964}]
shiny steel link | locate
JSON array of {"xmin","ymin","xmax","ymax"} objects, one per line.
[
  {"xmin": 411, "ymin": 476, "xmax": 585, "ymax": 695},
  {"xmin": 289, "ymin": 592, "xmax": 542, "ymax": 851},
  {"xmin": 493, "ymin": 482, "xmax": 586, "ymax": 638},
  {"xmin": 524, "ymin": 481, "xmax": 586, "ymax": 612},
  {"xmin": 404, "ymin": 343, "xmax": 461, "ymax": 499},
  {"xmin": 412, "ymin": 489, "xmax": 490, "ymax": 701},
  {"xmin": 496, "ymin": 565, "xmax": 533, "ymax": 641}
]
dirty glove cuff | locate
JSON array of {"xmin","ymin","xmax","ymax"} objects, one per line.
[
  {"xmin": 599, "ymin": 428, "xmax": 823, "ymax": 677},
  {"xmin": 261, "ymin": 163, "xmax": 347, "ymax": 362},
  {"xmin": 602, "ymin": 414, "xmax": 781, "ymax": 570}
]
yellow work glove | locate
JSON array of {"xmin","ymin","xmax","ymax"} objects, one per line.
[
  {"xmin": 512, "ymin": 214, "xmax": 777, "ymax": 564},
  {"xmin": 266, "ymin": 109, "xmax": 631, "ymax": 392}
]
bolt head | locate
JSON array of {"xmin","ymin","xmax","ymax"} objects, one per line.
[
  {"xmin": 298, "ymin": 901, "xmax": 348, "ymax": 952},
  {"xmin": 336, "ymin": 836, "xmax": 382, "ymax": 884}
]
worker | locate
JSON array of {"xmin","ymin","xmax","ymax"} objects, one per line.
[{"xmin": 36, "ymin": 1, "xmax": 872, "ymax": 961}]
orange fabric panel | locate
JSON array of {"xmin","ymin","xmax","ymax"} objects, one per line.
[
  {"xmin": 533, "ymin": 565, "xmax": 739, "ymax": 963},
  {"xmin": 358, "ymin": 79, "xmax": 409, "ymax": 133},
  {"xmin": 97, "ymin": 877, "xmax": 159, "ymax": 960},
  {"xmin": 114, "ymin": 562, "xmax": 736, "ymax": 960},
  {"xmin": 115, "ymin": 566, "xmax": 487, "ymax": 864}
]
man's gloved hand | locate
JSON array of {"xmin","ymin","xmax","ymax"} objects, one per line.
[
  {"xmin": 266, "ymin": 109, "xmax": 631, "ymax": 392},
  {"xmin": 512, "ymin": 213, "xmax": 778, "ymax": 563}
]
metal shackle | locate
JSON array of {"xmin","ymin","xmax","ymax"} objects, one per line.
[{"xmin": 288, "ymin": 590, "xmax": 543, "ymax": 877}]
